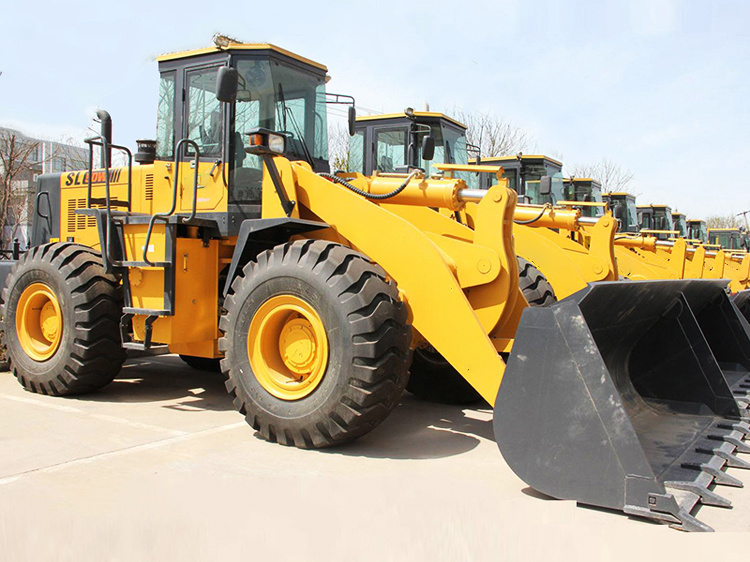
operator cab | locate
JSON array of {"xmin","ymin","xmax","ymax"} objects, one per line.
[
  {"xmin": 472, "ymin": 155, "xmax": 565, "ymax": 205},
  {"xmin": 687, "ymin": 219, "xmax": 708, "ymax": 244},
  {"xmin": 602, "ymin": 192, "xmax": 639, "ymax": 233},
  {"xmin": 671, "ymin": 212, "xmax": 688, "ymax": 239},
  {"xmin": 708, "ymin": 228, "xmax": 748, "ymax": 250},
  {"xmin": 155, "ymin": 41, "xmax": 331, "ymax": 212},
  {"xmin": 562, "ymin": 178, "xmax": 604, "ymax": 218},
  {"xmin": 637, "ymin": 204, "xmax": 674, "ymax": 240},
  {"xmin": 348, "ymin": 111, "xmax": 467, "ymax": 178}
]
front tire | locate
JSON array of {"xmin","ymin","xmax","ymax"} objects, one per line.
[
  {"xmin": 3, "ymin": 243, "xmax": 125, "ymax": 395},
  {"xmin": 219, "ymin": 240, "xmax": 411, "ymax": 448}
]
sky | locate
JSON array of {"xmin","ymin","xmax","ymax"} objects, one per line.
[{"xmin": 1, "ymin": 0, "xmax": 748, "ymax": 220}]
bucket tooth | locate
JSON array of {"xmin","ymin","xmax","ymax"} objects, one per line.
[
  {"xmin": 713, "ymin": 450, "xmax": 750, "ymax": 469},
  {"xmin": 669, "ymin": 509, "xmax": 715, "ymax": 533},
  {"xmin": 691, "ymin": 464, "xmax": 743, "ymax": 487},
  {"xmin": 665, "ymin": 481, "xmax": 732, "ymax": 508},
  {"xmin": 708, "ymin": 433, "xmax": 750, "ymax": 453},
  {"xmin": 717, "ymin": 420, "xmax": 750, "ymax": 437}
]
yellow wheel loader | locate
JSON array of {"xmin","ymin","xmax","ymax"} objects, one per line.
[
  {"xmin": 351, "ymin": 111, "xmax": 750, "ymax": 417},
  {"xmin": 2, "ymin": 41, "xmax": 750, "ymax": 532}
]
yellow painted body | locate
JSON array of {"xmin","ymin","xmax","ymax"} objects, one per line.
[
  {"xmin": 58, "ymin": 155, "xmax": 531, "ymax": 404},
  {"xmin": 612, "ymin": 234, "xmax": 750, "ymax": 290},
  {"xmin": 264, "ymin": 162, "xmax": 525, "ymax": 403},
  {"xmin": 60, "ymin": 160, "xmax": 230, "ymax": 358}
]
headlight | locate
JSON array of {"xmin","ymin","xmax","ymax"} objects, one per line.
[
  {"xmin": 267, "ymin": 133, "xmax": 285, "ymax": 154},
  {"xmin": 246, "ymin": 128, "xmax": 287, "ymax": 157}
]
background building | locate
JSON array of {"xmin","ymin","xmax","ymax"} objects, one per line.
[{"xmin": 0, "ymin": 127, "xmax": 88, "ymax": 248}]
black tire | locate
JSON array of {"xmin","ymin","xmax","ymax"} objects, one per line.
[
  {"xmin": 3, "ymin": 243, "xmax": 125, "ymax": 395},
  {"xmin": 406, "ymin": 256, "xmax": 557, "ymax": 404},
  {"xmin": 517, "ymin": 257, "xmax": 557, "ymax": 306},
  {"xmin": 179, "ymin": 354, "xmax": 222, "ymax": 372},
  {"xmin": 219, "ymin": 240, "xmax": 412, "ymax": 448}
]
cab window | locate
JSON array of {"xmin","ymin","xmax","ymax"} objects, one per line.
[{"xmin": 185, "ymin": 66, "xmax": 223, "ymax": 157}]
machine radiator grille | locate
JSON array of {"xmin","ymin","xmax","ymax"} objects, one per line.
[
  {"xmin": 145, "ymin": 174, "xmax": 154, "ymax": 201},
  {"xmin": 67, "ymin": 198, "xmax": 97, "ymax": 232}
]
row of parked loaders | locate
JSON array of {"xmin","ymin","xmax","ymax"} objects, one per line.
[{"xmin": 2, "ymin": 38, "xmax": 750, "ymax": 531}]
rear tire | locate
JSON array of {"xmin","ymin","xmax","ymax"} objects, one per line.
[
  {"xmin": 406, "ymin": 256, "xmax": 557, "ymax": 404},
  {"xmin": 3, "ymin": 243, "xmax": 125, "ymax": 395},
  {"xmin": 219, "ymin": 240, "xmax": 411, "ymax": 448}
]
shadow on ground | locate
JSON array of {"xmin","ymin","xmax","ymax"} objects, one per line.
[
  {"xmin": 318, "ymin": 396, "xmax": 495, "ymax": 461},
  {"xmin": 71, "ymin": 355, "xmax": 232, "ymax": 412},
  {"xmin": 73, "ymin": 354, "xmax": 496, "ymax": 461}
]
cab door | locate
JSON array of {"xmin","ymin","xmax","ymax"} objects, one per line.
[
  {"xmin": 178, "ymin": 64, "xmax": 227, "ymax": 213},
  {"xmin": 371, "ymin": 125, "xmax": 409, "ymax": 173}
]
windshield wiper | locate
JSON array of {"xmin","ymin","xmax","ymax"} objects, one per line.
[{"xmin": 277, "ymin": 82, "xmax": 314, "ymax": 168}]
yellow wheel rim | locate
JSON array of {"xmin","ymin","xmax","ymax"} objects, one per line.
[
  {"xmin": 247, "ymin": 294, "xmax": 329, "ymax": 400},
  {"xmin": 16, "ymin": 282, "xmax": 63, "ymax": 361}
]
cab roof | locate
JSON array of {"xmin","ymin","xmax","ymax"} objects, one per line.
[
  {"xmin": 476, "ymin": 154, "xmax": 563, "ymax": 167},
  {"xmin": 156, "ymin": 42, "xmax": 328, "ymax": 72},
  {"xmin": 603, "ymin": 191, "xmax": 636, "ymax": 197},
  {"xmin": 564, "ymin": 177, "xmax": 601, "ymax": 186},
  {"xmin": 355, "ymin": 112, "xmax": 467, "ymax": 130}
]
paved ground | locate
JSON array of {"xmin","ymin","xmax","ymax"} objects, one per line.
[{"xmin": 1, "ymin": 355, "xmax": 749, "ymax": 560}]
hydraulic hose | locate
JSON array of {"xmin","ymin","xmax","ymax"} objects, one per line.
[
  {"xmin": 320, "ymin": 171, "xmax": 418, "ymax": 201},
  {"xmin": 514, "ymin": 204, "xmax": 552, "ymax": 225}
]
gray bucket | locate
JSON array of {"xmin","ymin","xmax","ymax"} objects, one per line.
[{"xmin": 494, "ymin": 280, "xmax": 750, "ymax": 532}]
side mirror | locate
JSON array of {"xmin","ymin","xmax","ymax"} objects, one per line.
[
  {"xmin": 421, "ymin": 135, "xmax": 435, "ymax": 161},
  {"xmin": 216, "ymin": 67, "xmax": 239, "ymax": 102},
  {"xmin": 348, "ymin": 106, "xmax": 356, "ymax": 137},
  {"xmin": 539, "ymin": 175, "xmax": 552, "ymax": 196}
]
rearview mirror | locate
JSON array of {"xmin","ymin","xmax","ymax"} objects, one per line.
[
  {"xmin": 421, "ymin": 135, "xmax": 435, "ymax": 161},
  {"xmin": 216, "ymin": 67, "xmax": 239, "ymax": 102},
  {"xmin": 539, "ymin": 176, "xmax": 552, "ymax": 196},
  {"xmin": 348, "ymin": 106, "xmax": 356, "ymax": 136}
]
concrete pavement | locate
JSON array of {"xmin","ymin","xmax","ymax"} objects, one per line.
[{"xmin": 1, "ymin": 355, "xmax": 749, "ymax": 560}]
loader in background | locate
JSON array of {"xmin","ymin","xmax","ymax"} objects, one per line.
[
  {"xmin": 351, "ymin": 110, "xmax": 750, "ymax": 418},
  {"xmin": 2, "ymin": 41, "xmax": 750, "ymax": 532},
  {"xmin": 672, "ymin": 211, "xmax": 688, "ymax": 238},
  {"xmin": 688, "ymin": 219, "xmax": 709, "ymax": 244},
  {"xmin": 637, "ymin": 204, "xmax": 679, "ymax": 240},
  {"xmin": 709, "ymin": 227, "xmax": 749, "ymax": 251}
]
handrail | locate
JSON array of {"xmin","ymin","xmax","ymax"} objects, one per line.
[
  {"xmin": 142, "ymin": 138, "xmax": 200, "ymax": 266},
  {"xmin": 83, "ymin": 136, "xmax": 133, "ymax": 264}
]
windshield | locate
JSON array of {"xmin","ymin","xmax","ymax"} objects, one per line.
[
  {"xmin": 672, "ymin": 216, "xmax": 687, "ymax": 238},
  {"xmin": 689, "ymin": 222, "xmax": 707, "ymax": 243},
  {"xmin": 639, "ymin": 210, "xmax": 652, "ymax": 230},
  {"xmin": 623, "ymin": 197, "xmax": 638, "ymax": 231},
  {"xmin": 710, "ymin": 231, "xmax": 736, "ymax": 249},
  {"xmin": 524, "ymin": 173, "xmax": 565, "ymax": 205},
  {"xmin": 653, "ymin": 209, "xmax": 672, "ymax": 231},
  {"xmin": 564, "ymin": 182, "xmax": 604, "ymax": 218},
  {"xmin": 231, "ymin": 58, "xmax": 328, "ymax": 202}
]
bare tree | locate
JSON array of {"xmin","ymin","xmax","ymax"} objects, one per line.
[
  {"xmin": 0, "ymin": 130, "xmax": 38, "ymax": 249},
  {"xmin": 452, "ymin": 109, "xmax": 534, "ymax": 158},
  {"xmin": 328, "ymin": 121, "xmax": 351, "ymax": 172},
  {"xmin": 706, "ymin": 214, "xmax": 741, "ymax": 228},
  {"xmin": 569, "ymin": 158, "xmax": 635, "ymax": 192}
]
